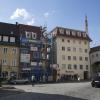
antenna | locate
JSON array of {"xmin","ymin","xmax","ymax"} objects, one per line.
[{"xmin": 85, "ymin": 15, "xmax": 88, "ymax": 34}]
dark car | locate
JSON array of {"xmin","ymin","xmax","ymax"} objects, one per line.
[
  {"xmin": 91, "ymin": 76, "xmax": 100, "ymax": 87},
  {"xmin": 8, "ymin": 79, "xmax": 30, "ymax": 85}
]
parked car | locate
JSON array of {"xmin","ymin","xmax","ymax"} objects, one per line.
[
  {"xmin": 91, "ymin": 76, "xmax": 100, "ymax": 87},
  {"xmin": 8, "ymin": 79, "xmax": 30, "ymax": 85}
]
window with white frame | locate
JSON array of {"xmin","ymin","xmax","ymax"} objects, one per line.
[
  {"xmin": 2, "ymin": 59, "xmax": 7, "ymax": 65},
  {"xmin": 77, "ymin": 32, "xmax": 81, "ymax": 37},
  {"xmin": 59, "ymin": 28, "xmax": 64, "ymax": 34},
  {"xmin": 25, "ymin": 31, "xmax": 31, "ymax": 38},
  {"xmin": 68, "ymin": 64, "xmax": 72, "ymax": 69},
  {"xmin": 3, "ymin": 48, "xmax": 7, "ymax": 54},
  {"xmin": 32, "ymin": 32, "xmax": 37, "ymax": 39},
  {"xmin": 83, "ymin": 33, "xmax": 87, "ymax": 37},
  {"xmin": 66, "ymin": 30, "xmax": 70, "ymax": 35},
  {"xmin": 3, "ymin": 36, "xmax": 8, "ymax": 42},
  {"xmin": 12, "ymin": 59, "xmax": 17, "ymax": 66},
  {"xmin": 10, "ymin": 37, "xmax": 15, "ymax": 42},
  {"xmin": 72, "ymin": 31, "xmax": 76, "ymax": 36}
]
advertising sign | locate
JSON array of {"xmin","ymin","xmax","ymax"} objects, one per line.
[
  {"xmin": 20, "ymin": 54, "xmax": 30, "ymax": 63},
  {"xmin": 30, "ymin": 47, "xmax": 38, "ymax": 51}
]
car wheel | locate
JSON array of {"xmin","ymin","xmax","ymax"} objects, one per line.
[{"xmin": 92, "ymin": 84, "xmax": 95, "ymax": 87}]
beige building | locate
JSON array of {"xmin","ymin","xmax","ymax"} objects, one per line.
[
  {"xmin": 0, "ymin": 46, "xmax": 19, "ymax": 79},
  {"xmin": 0, "ymin": 22, "xmax": 20, "ymax": 79},
  {"xmin": 90, "ymin": 46, "xmax": 100, "ymax": 77},
  {"xmin": 50, "ymin": 23, "xmax": 91, "ymax": 81}
]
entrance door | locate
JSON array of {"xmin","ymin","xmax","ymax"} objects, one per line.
[
  {"xmin": 52, "ymin": 69, "xmax": 57, "ymax": 82},
  {"xmin": 84, "ymin": 71, "xmax": 88, "ymax": 80}
]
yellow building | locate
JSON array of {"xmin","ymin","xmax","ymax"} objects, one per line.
[
  {"xmin": 0, "ymin": 22, "xmax": 20, "ymax": 79},
  {"xmin": 0, "ymin": 46, "xmax": 19, "ymax": 79}
]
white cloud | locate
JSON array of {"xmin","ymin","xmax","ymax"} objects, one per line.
[
  {"xmin": 27, "ymin": 18, "xmax": 35, "ymax": 25},
  {"xmin": 10, "ymin": 8, "xmax": 30, "ymax": 20},
  {"xmin": 43, "ymin": 10, "xmax": 56, "ymax": 18},
  {"xmin": 44, "ymin": 12, "xmax": 50, "ymax": 18}
]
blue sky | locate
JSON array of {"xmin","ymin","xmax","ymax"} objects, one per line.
[{"xmin": 0, "ymin": 0, "xmax": 100, "ymax": 47}]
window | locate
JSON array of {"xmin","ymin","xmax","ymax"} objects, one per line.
[
  {"xmin": 68, "ymin": 56, "xmax": 71, "ymax": 60},
  {"xmin": 79, "ymin": 56, "xmax": 82, "ymax": 61},
  {"xmin": 77, "ymin": 32, "xmax": 81, "ymax": 37},
  {"xmin": 86, "ymin": 65, "xmax": 88, "ymax": 70},
  {"xmin": 12, "ymin": 59, "xmax": 17, "ymax": 66},
  {"xmin": 85, "ymin": 49, "xmax": 88, "ymax": 53},
  {"xmin": 83, "ymin": 33, "xmax": 87, "ymax": 37},
  {"xmin": 73, "ymin": 56, "xmax": 76, "ymax": 60},
  {"xmin": 79, "ymin": 48, "xmax": 82, "ymax": 52},
  {"xmin": 2, "ymin": 59, "xmax": 7, "ymax": 65},
  {"xmin": 62, "ymin": 39, "xmax": 64, "ymax": 42},
  {"xmin": 84, "ymin": 41, "xmax": 87, "ymax": 45},
  {"xmin": 80, "ymin": 65, "xmax": 83, "ymax": 70},
  {"xmin": 10, "ymin": 37, "xmax": 15, "ymax": 42},
  {"xmin": 66, "ymin": 30, "xmax": 70, "ymax": 35},
  {"xmin": 68, "ymin": 64, "xmax": 71, "ymax": 69},
  {"xmin": 0, "ymin": 35, "xmax": 1, "ymax": 41},
  {"xmin": 73, "ymin": 47, "xmax": 76, "ymax": 52},
  {"xmin": 67, "ymin": 40, "xmax": 70, "ymax": 43},
  {"xmin": 26, "ymin": 31, "xmax": 31, "ymax": 38},
  {"xmin": 62, "ymin": 55, "xmax": 65, "ymax": 60},
  {"xmin": 67, "ymin": 47, "xmax": 71, "ymax": 51},
  {"xmin": 72, "ymin": 31, "xmax": 76, "ymax": 36},
  {"xmin": 85, "ymin": 57, "xmax": 88, "ymax": 61},
  {"xmin": 32, "ymin": 32, "xmax": 37, "ymax": 39},
  {"xmin": 3, "ymin": 36, "xmax": 8, "ymax": 42},
  {"xmin": 3, "ymin": 48, "xmax": 7, "ymax": 54},
  {"xmin": 12, "ymin": 48, "xmax": 17, "ymax": 54},
  {"xmin": 59, "ymin": 28, "xmax": 64, "ymax": 34},
  {"xmin": 74, "ymin": 64, "xmax": 77, "ymax": 69},
  {"xmin": 62, "ymin": 64, "xmax": 66, "ymax": 69},
  {"xmin": 62, "ymin": 46, "xmax": 65, "ymax": 51}
]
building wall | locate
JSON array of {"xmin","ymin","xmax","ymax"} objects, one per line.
[
  {"xmin": 90, "ymin": 51, "xmax": 100, "ymax": 65},
  {"xmin": 0, "ymin": 45, "xmax": 19, "ymax": 78},
  {"xmin": 90, "ymin": 50, "xmax": 100, "ymax": 77},
  {"xmin": 55, "ymin": 36, "xmax": 90, "ymax": 80}
]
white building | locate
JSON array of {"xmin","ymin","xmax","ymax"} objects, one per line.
[
  {"xmin": 90, "ymin": 46, "xmax": 100, "ymax": 77},
  {"xmin": 50, "ymin": 17, "xmax": 91, "ymax": 81}
]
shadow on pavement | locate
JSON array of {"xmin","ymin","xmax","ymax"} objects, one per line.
[{"xmin": 0, "ymin": 90, "xmax": 87, "ymax": 100}]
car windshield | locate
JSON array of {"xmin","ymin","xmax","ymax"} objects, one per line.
[{"xmin": 95, "ymin": 76, "xmax": 100, "ymax": 81}]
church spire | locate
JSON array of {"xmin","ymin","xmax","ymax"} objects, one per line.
[{"xmin": 85, "ymin": 15, "xmax": 88, "ymax": 34}]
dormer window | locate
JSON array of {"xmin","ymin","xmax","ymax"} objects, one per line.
[
  {"xmin": 3, "ymin": 36, "xmax": 8, "ymax": 42},
  {"xmin": 32, "ymin": 32, "xmax": 37, "ymax": 39},
  {"xmin": 59, "ymin": 28, "xmax": 64, "ymax": 34},
  {"xmin": 66, "ymin": 30, "xmax": 70, "ymax": 35},
  {"xmin": 83, "ymin": 33, "xmax": 87, "ymax": 37},
  {"xmin": 77, "ymin": 32, "xmax": 81, "ymax": 37},
  {"xmin": 10, "ymin": 37, "xmax": 15, "ymax": 42},
  {"xmin": 52, "ymin": 29, "xmax": 57, "ymax": 36},
  {"xmin": 72, "ymin": 31, "xmax": 76, "ymax": 36},
  {"xmin": 26, "ymin": 31, "xmax": 31, "ymax": 38}
]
